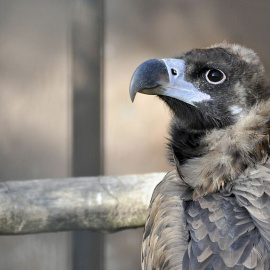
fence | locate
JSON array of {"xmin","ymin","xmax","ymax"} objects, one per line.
[{"xmin": 0, "ymin": 172, "xmax": 165, "ymax": 235}]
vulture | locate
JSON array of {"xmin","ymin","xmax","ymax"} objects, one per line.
[{"xmin": 129, "ymin": 43, "xmax": 270, "ymax": 270}]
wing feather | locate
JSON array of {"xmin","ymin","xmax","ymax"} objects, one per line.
[
  {"xmin": 233, "ymin": 162, "xmax": 270, "ymax": 249},
  {"xmin": 142, "ymin": 162, "xmax": 270, "ymax": 269},
  {"xmin": 141, "ymin": 170, "xmax": 192, "ymax": 270}
]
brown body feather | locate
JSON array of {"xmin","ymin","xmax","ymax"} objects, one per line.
[
  {"xmin": 142, "ymin": 98, "xmax": 270, "ymax": 269},
  {"xmin": 142, "ymin": 170, "xmax": 192, "ymax": 270},
  {"xmin": 180, "ymin": 99, "xmax": 270, "ymax": 198}
]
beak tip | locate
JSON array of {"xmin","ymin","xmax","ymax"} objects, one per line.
[
  {"xmin": 130, "ymin": 93, "xmax": 136, "ymax": 103},
  {"xmin": 129, "ymin": 82, "xmax": 137, "ymax": 102},
  {"xmin": 129, "ymin": 59, "xmax": 169, "ymax": 103}
]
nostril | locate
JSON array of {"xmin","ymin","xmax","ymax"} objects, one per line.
[{"xmin": 171, "ymin": 68, "xmax": 178, "ymax": 76}]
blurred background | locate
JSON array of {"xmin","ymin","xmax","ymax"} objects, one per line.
[{"xmin": 0, "ymin": 0, "xmax": 270, "ymax": 269}]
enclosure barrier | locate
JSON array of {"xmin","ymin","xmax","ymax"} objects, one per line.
[{"xmin": 0, "ymin": 172, "xmax": 166, "ymax": 235}]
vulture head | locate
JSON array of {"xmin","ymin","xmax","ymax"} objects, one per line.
[
  {"xmin": 130, "ymin": 43, "xmax": 267, "ymax": 130},
  {"xmin": 130, "ymin": 43, "xmax": 270, "ymax": 195}
]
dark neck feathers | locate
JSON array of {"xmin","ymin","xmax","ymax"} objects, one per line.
[
  {"xmin": 168, "ymin": 120, "xmax": 205, "ymax": 165},
  {"xmin": 169, "ymin": 99, "xmax": 270, "ymax": 198}
]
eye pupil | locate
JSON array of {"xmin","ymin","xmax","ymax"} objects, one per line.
[
  {"xmin": 206, "ymin": 69, "xmax": 226, "ymax": 84},
  {"xmin": 171, "ymin": 68, "xmax": 177, "ymax": 75},
  {"xmin": 209, "ymin": 71, "xmax": 221, "ymax": 80}
]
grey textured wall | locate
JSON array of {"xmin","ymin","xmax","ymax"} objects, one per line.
[
  {"xmin": 1, "ymin": 0, "xmax": 270, "ymax": 270},
  {"xmin": 0, "ymin": 0, "xmax": 72, "ymax": 269}
]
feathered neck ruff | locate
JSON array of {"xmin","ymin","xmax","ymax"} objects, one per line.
[{"xmin": 173, "ymin": 99, "xmax": 270, "ymax": 199}]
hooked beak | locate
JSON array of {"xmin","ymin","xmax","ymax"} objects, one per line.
[{"xmin": 129, "ymin": 58, "xmax": 211, "ymax": 106}]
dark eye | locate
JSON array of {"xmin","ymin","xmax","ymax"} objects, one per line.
[{"xmin": 205, "ymin": 69, "xmax": 226, "ymax": 84}]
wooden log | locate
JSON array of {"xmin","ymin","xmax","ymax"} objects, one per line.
[{"xmin": 0, "ymin": 172, "xmax": 166, "ymax": 235}]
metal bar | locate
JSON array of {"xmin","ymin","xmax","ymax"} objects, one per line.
[{"xmin": 71, "ymin": 0, "xmax": 104, "ymax": 268}]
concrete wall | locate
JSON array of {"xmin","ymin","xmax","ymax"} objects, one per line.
[
  {"xmin": 1, "ymin": 0, "xmax": 270, "ymax": 269},
  {"xmin": 0, "ymin": 0, "xmax": 72, "ymax": 269}
]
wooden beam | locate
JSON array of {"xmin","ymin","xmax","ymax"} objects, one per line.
[{"xmin": 0, "ymin": 172, "xmax": 165, "ymax": 235}]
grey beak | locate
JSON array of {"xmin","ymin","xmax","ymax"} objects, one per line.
[
  {"xmin": 129, "ymin": 58, "xmax": 211, "ymax": 106},
  {"xmin": 129, "ymin": 59, "xmax": 169, "ymax": 102}
]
